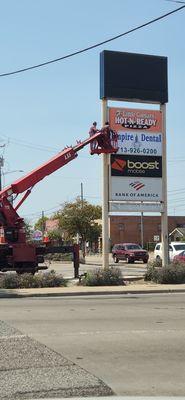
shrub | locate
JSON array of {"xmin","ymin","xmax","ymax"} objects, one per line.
[
  {"xmin": 0, "ymin": 270, "xmax": 67, "ymax": 289},
  {"xmin": 144, "ymin": 264, "xmax": 157, "ymax": 282},
  {"xmin": 144, "ymin": 259, "xmax": 162, "ymax": 282},
  {"xmin": 0, "ymin": 274, "xmax": 20, "ymax": 289},
  {"xmin": 46, "ymin": 253, "xmax": 72, "ymax": 262},
  {"xmin": 81, "ymin": 267, "xmax": 124, "ymax": 286},
  {"xmin": 144, "ymin": 262, "xmax": 185, "ymax": 284}
]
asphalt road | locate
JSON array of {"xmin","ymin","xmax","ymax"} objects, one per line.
[
  {"xmin": 48, "ymin": 260, "xmax": 147, "ymax": 278},
  {"xmin": 1, "ymin": 293, "xmax": 185, "ymax": 396}
]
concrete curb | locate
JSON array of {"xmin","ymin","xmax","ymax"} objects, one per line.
[{"xmin": 1, "ymin": 285, "xmax": 185, "ymax": 298}]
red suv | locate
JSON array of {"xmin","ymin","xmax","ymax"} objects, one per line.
[{"xmin": 112, "ymin": 243, "xmax": 149, "ymax": 264}]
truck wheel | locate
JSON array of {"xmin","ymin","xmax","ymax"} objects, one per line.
[
  {"xmin": 126, "ymin": 256, "xmax": 132, "ymax": 264},
  {"xmin": 16, "ymin": 264, "xmax": 36, "ymax": 275}
]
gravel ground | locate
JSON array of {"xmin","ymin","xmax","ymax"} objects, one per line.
[{"xmin": 0, "ymin": 320, "xmax": 113, "ymax": 399}]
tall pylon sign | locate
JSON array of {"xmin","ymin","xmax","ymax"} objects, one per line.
[{"xmin": 100, "ymin": 50, "xmax": 168, "ymax": 267}]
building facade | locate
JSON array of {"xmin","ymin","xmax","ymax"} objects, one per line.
[{"xmin": 110, "ymin": 215, "xmax": 185, "ymax": 246}]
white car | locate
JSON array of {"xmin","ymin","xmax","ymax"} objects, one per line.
[{"xmin": 154, "ymin": 242, "xmax": 185, "ymax": 261}]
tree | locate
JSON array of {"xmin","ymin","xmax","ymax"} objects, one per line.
[
  {"xmin": 34, "ymin": 216, "xmax": 48, "ymax": 232},
  {"xmin": 24, "ymin": 220, "xmax": 33, "ymax": 240},
  {"xmin": 48, "ymin": 229, "xmax": 63, "ymax": 243},
  {"xmin": 54, "ymin": 197, "xmax": 102, "ymax": 256}
]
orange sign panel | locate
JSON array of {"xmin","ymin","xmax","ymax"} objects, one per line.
[{"xmin": 109, "ymin": 107, "xmax": 162, "ymax": 133}]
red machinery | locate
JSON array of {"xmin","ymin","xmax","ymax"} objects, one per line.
[
  {"xmin": 0, "ymin": 127, "xmax": 118, "ymax": 274},
  {"xmin": 90, "ymin": 128, "xmax": 118, "ymax": 155}
]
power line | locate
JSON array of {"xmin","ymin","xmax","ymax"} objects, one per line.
[
  {"xmin": 0, "ymin": 5, "xmax": 184, "ymax": 78},
  {"xmin": 168, "ymin": 187, "xmax": 185, "ymax": 193},
  {"xmin": 165, "ymin": 1, "xmax": 185, "ymax": 4}
]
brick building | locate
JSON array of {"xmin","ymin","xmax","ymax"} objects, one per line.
[{"xmin": 110, "ymin": 215, "xmax": 185, "ymax": 246}]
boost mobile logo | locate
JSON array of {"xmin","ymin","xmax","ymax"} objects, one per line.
[{"xmin": 128, "ymin": 160, "xmax": 159, "ymax": 170}]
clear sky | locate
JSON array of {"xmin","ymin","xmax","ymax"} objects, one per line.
[{"xmin": 0, "ymin": 0, "xmax": 184, "ymax": 223}]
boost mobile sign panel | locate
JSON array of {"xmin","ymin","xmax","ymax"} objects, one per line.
[
  {"xmin": 111, "ymin": 155, "xmax": 162, "ymax": 178},
  {"xmin": 109, "ymin": 107, "xmax": 162, "ymax": 156}
]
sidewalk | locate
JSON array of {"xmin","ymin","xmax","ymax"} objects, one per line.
[{"xmin": 1, "ymin": 282, "xmax": 185, "ymax": 298}]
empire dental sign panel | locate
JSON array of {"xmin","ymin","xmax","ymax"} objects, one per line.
[{"xmin": 116, "ymin": 132, "xmax": 162, "ymax": 156}]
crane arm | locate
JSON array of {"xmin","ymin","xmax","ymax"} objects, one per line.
[{"xmin": 0, "ymin": 130, "xmax": 105, "ymax": 199}]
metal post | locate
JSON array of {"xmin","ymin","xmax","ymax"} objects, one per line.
[
  {"xmin": 0, "ymin": 165, "xmax": 2, "ymax": 191},
  {"xmin": 160, "ymin": 103, "xmax": 168, "ymax": 266},
  {"xmin": 141, "ymin": 211, "xmax": 144, "ymax": 248},
  {"xmin": 73, "ymin": 243, "xmax": 80, "ymax": 278},
  {"xmin": 102, "ymin": 99, "xmax": 109, "ymax": 268}
]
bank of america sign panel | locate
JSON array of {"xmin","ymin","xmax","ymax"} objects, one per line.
[
  {"xmin": 110, "ymin": 177, "xmax": 162, "ymax": 202},
  {"xmin": 109, "ymin": 107, "xmax": 162, "ymax": 156}
]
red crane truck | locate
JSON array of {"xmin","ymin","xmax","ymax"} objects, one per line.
[{"xmin": 0, "ymin": 127, "xmax": 117, "ymax": 276}]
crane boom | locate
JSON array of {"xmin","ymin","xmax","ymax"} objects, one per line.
[{"xmin": 0, "ymin": 129, "xmax": 111, "ymax": 199}]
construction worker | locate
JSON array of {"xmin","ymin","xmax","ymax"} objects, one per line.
[
  {"xmin": 102, "ymin": 121, "xmax": 112, "ymax": 146},
  {"xmin": 89, "ymin": 121, "xmax": 98, "ymax": 136},
  {"xmin": 89, "ymin": 121, "xmax": 98, "ymax": 153},
  {"xmin": 103, "ymin": 121, "xmax": 117, "ymax": 142}
]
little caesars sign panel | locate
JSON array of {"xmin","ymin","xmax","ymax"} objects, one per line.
[
  {"xmin": 109, "ymin": 107, "xmax": 162, "ymax": 204},
  {"xmin": 109, "ymin": 107, "xmax": 162, "ymax": 156}
]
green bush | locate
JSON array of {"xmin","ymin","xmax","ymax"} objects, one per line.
[
  {"xmin": 81, "ymin": 267, "xmax": 124, "ymax": 286},
  {"xmin": 144, "ymin": 262, "xmax": 185, "ymax": 284},
  {"xmin": 46, "ymin": 253, "xmax": 72, "ymax": 261},
  {"xmin": 0, "ymin": 270, "xmax": 67, "ymax": 289},
  {"xmin": 145, "ymin": 259, "xmax": 162, "ymax": 282},
  {"xmin": 144, "ymin": 264, "xmax": 158, "ymax": 282}
]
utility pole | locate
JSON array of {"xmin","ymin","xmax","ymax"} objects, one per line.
[
  {"xmin": 81, "ymin": 182, "xmax": 84, "ymax": 207},
  {"xmin": 41, "ymin": 210, "xmax": 45, "ymax": 234},
  {"xmin": 0, "ymin": 156, "xmax": 4, "ymax": 191}
]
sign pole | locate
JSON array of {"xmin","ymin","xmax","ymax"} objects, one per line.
[
  {"xmin": 160, "ymin": 103, "xmax": 168, "ymax": 266},
  {"xmin": 141, "ymin": 210, "xmax": 144, "ymax": 248},
  {"xmin": 102, "ymin": 98, "xmax": 109, "ymax": 268}
]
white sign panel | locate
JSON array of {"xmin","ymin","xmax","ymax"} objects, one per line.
[
  {"xmin": 110, "ymin": 177, "xmax": 162, "ymax": 202},
  {"xmin": 117, "ymin": 131, "xmax": 162, "ymax": 156},
  {"xmin": 154, "ymin": 235, "xmax": 160, "ymax": 242},
  {"xmin": 109, "ymin": 202, "xmax": 163, "ymax": 213}
]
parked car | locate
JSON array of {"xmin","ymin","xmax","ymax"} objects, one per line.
[
  {"xmin": 154, "ymin": 242, "xmax": 185, "ymax": 261},
  {"xmin": 173, "ymin": 250, "xmax": 185, "ymax": 263},
  {"xmin": 112, "ymin": 243, "xmax": 149, "ymax": 264}
]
